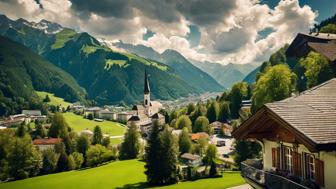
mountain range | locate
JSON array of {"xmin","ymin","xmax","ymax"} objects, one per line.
[{"xmin": 0, "ymin": 15, "xmax": 224, "ymax": 107}]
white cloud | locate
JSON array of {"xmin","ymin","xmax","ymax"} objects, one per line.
[{"xmin": 0, "ymin": 0, "xmax": 317, "ymax": 65}]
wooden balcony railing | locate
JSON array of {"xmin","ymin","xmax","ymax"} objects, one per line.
[{"xmin": 241, "ymin": 160, "xmax": 310, "ymax": 189}]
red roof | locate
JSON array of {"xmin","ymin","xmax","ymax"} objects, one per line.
[
  {"xmin": 191, "ymin": 132, "xmax": 209, "ymax": 140},
  {"xmin": 33, "ymin": 138, "xmax": 62, "ymax": 145}
]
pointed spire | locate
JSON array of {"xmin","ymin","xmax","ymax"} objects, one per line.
[{"xmin": 144, "ymin": 69, "xmax": 150, "ymax": 94}]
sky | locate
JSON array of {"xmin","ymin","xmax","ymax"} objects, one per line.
[{"xmin": 0, "ymin": 0, "xmax": 335, "ymax": 65}]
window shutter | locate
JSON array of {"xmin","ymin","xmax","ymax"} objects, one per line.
[
  {"xmin": 276, "ymin": 147, "xmax": 280, "ymax": 169},
  {"xmin": 272, "ymin": 148, "xmax": 276, "ymax": 167},
  {"xmin": 293, "ymin": 152, "xmax": 297, "ymax": 175},
  {"xmin": 315, "ymin": 159, "xmax": 325, "ymax": 187}
]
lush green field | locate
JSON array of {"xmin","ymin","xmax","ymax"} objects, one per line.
[
  {"xmin": 0, "ymin": 160, "xmax": 245, "ymax": 189},
  {"xmin": 36, "ymin": 91, "xmax": 72, "ymax": 108},
  {"xmin": 63, "ymin": 112, "xmax": 125, "ymax": 136}
]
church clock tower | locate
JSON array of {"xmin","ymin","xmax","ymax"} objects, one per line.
[{"xmin": 144, "ymin": 69, "xmax": 151, "ymax": 115}]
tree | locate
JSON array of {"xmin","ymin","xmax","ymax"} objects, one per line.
[
  {"xmin": 145, "ymin": 121, "xmax": 162, "ymax": 185},
  {"xmin": 193, "ymin": 137, "xmax": 208, "ymax": 156},
  {"xmin": 207, "ymin": 101, "xmax": 219, "ymax": 123},
  {"xmin": 252, "ymin": 64, "xmax": 295, "ymax": 111},
  {"xmin": 204, "ymin": 144, "xmax": 217, "ymax": 166},
  {"xmin": 234, "ymin": 140, "xmax": 261, "ymax": 167},
  {"xmin": 67, "ymin": 154, "xmax": 76, "ymax": 171},
  {"xmin": 119, "ymin": 122, "xmax": 141, "ymax": 160},
  {"xmin": 0, "ymin": 129, "xmax": 15, "ymax": 180},
  {"xmin": 193, "ymin": 116, "xmax": 211, "ymax": 134},
  {"xmin": 48, "ymin": 113, "xmax": 69, "ymax": 138},
  {"xmin": 186, "ymin": 103, "xmax": 196, "ymax": 115},
  {"xmin": 190, "ymin": 105, "xmax": 207, "ymax": 124},
  {"xmin": 87, "ymin": 145, "xmax": 109, "ymax": 167},
  {"xmin": 158, "ymin": 125, "xmax": 178, "ymax": 185},
  {"xmin": 218, "ymin": 102, "xmax": 231, "ymax": 123},
  {"xmin": 16, "ymin": 123, "xmax": 26, "ymax": 138},
  {"xmin": 76, "ymin": 135, "xmax": 90, "ymax": 159},
  {"xmin": 41, "ymin": 149, "xmax": 59, "ymax": 174},
  {"xmin": 299, "ymin": 51, "xmax": 333, "ymax": 88},
  {"xmin": 178, "ymin": 128, "xmax": 192, "ymax": 154},
  {"xmin": 57, "ymin": 152, "xmax": 70, "ymax": 172},
  {"xmin": 8, "ymin": 135, "xmax": 42, "ymax": 179},
  {"xmin": 176, "ymin": 115, "xmax": 192, "ymax": 132},
  {"xmin": 71, "ymin": 152, "xmax": 84, "ymax": 169},
  {"xmin": 87, "ymin": 113, "xmax": 94, "ymax": 120},
  {"xmin": 35, "ymin": 123, "xmax": 46, "ymax": 138},
  {"xmin": 320, "ymin": 23, "xmax": 336, "ymax": 34},
  {"xmin": 43, "ymin": 95, "xmax": 51, "ymax": 103},
  {"xmin": 102, "ymin": 137, "xmax": 110, "ymax": 148},
  {"xmin": 228, "ymin": 82, "xmax": 249, "ymax": 119},
  {"xmin": 92, "ymin": 125, "xmax": 103, "ymax": 145}
]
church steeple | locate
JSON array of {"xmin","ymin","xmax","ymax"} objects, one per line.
[{"xmin": 144, "ymin": 69, "xmax": 150, "ymax": 94}]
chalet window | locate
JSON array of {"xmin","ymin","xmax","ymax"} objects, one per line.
[
  {"xmin": 283, "ymin": 146, "xmax": 293, "ymax": 173},
  {"xmin": 304, "ymin": 153, "xmax": 315, "ymax": 181}
]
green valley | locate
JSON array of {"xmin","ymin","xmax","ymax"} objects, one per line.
[{"xmin": 0, "ymin": 160, "xmax": 245, "ymax": 189}]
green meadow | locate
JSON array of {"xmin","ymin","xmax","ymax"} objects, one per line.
[
  {"xmin": 63, "ymin": 112, "xmax": 125, "ymax": 137},
  {"xmin": 0, "ymin": 160, "xmax": 245, "ymax": 189}
]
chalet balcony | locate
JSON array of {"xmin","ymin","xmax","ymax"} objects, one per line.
[{"xmin": 241, "ymin": 159, "xmax": 310, "ymax": 189}]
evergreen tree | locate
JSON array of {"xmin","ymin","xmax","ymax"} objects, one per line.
[
  {"xmin": 92, "ymin": 125, "xmax": 103, "ymax": 145},
  {"xmin": 16, "ymin": 123, "xmax": 26, "ymax": 138},
  {"xmin": 76, "ymin": 135, "xmax": 90, "ymax": 164},
  {"xmin": 102, "ymin": 137, "xmax": 110, "ymax": 148},
  {"xmin": 193, "ymin": 116, "xmax": 211, "ymax": 134},
  {"xmin": 63, "ymin": 135, "xmax": 73, "ymax": 155},
  {"xmin": 35, "ymin": 123, "xmax": 46, "ymax": 138},
  {"xmin": 178, "ymin": 127, "xmax": 192, "ymax": 154},
  {"xmin": 145, "ymin": 121, "xmax": 162, "ymax": 185},
  {"xmin": 41, "ymin": 149, "xmax": 59, "ymax": 174},
  {"xmin": 218, "ymin": 102, "xmax": 231, "ymax": 123},
  {"xmin": 57, "ymin": 152, "xmax": 70, "ymax": 172},
  {"xmin": 48, "ymin": 113, "xmax": 69, "ymax": 138},
  {"xmin": 176, "ymin": 115, "xmax": 192, "ymax": 132},
  {"xmin": 119, "ymin": 122, "xmax": 141, "ymax": 160},
  {"xmin": 228, "ymin": 82, "xmax": 249, "ymax": 119},
  {"xmin": 207, "ymin": 101, "xmax": 219, "ymax": 123},
  {"xmin": 159, "ymin": 125, "xmax": 178, "ymax": 185},
  {"xmin": 43, "ymin": 95, "xmax": 51, "ymax": 102},
  {"xmin": 186, "ymin": 103, "xmax": 196, "ymax": 115}
]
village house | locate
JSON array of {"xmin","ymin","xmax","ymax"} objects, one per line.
[
  {"xmin": 84, "ymin": 107, "xmax": 102, "ymax": 118},
  {"xmin": 209, "ymin": 121, "xmax": 233, "ymax": 136},
  {"xmin": 98, "ymin": 109, "xmax": 115, "ymax": 120},
  {"xmin": 180, "ymin": 153, "xmax": 203, "ymax": 167},
  {"xmin": 233, "ymin": 79, "xmax": 336, "ymax": 189},
  {"xmin": 286, "ymin": 32, "xmax": 336, "ymax": 64},
  {"xmin": 33, "ymin": 138, "xmax": 62, "ymax": 151},
  {"xmin": 127, "ymin": 70, "xmax": 164, "ymax": 135},
  {"xmin": 22, "ymin": 110, "xmax": 47, "ymax": 122}
]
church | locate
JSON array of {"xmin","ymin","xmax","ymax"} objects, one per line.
[{"xmin": 127, "ymin": 70, "xmax": 165, "ymax": 135}]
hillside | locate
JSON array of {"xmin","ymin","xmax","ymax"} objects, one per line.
[
  {"xmin": 242, "ymin": 66, "xmax": 260, "ymax": 84},
  {"xmin": 191, "ymin": 61, "xmax": 259, "ymax": 89},
  {"xmin": 0, "ymin": 15, "xmax": 198, "ymax": 105},
  {"xmin": 0, "ymin": 36, "xmax": 86, "ymax": 116},
  {"xmin": 113, "ymin": 42, "xmax": 223, "ymax": 92}
]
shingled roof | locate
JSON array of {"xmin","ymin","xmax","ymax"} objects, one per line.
[
  {"xmin": 308, "ymin": 41, "xmax": 336, "ymax": 61},
  {"xmin": 233, "ymin": 78, "xmax": 336, "ymax": 151}
]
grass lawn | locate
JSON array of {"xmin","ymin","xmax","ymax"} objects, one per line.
[
  {"xmin": 63, "ymin": 112, "xmax": 125, "ymax": 137},
  {"xmin": 36, "ymin": 91, "xmax": 72, "ymax": 108},
  {"xmin": 0, "ymin": 160, "xmax": 245, "ymax": 189},
  {"xmin": 110, "ymin": 137, "xmax": 123, "ymax": 145}
]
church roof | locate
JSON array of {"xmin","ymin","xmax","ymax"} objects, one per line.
[
  {"xmin": 144, "ymin": 69, "xmax": 150, "ymax": 94},
  {"xmin": 128, "ymin": 115, "xmax": 141, "ymax": 121}
]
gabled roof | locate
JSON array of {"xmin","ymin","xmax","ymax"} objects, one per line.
[
  {"xmin": 151, "ymin": 113, "xmax": 164, "ymax": 119},
  {"xmin": 128, "ymin": 115, "xmax": 140, "ymax": 121},
  {"xmin": 233, "ymin": 78, "xmax": 336, "ymax": 152},
  {"xmin": 308, "ymin": 41, "xmax": 336, "ymax": 61},
  {"xmin": 181, "ymin": 153, "xmax": 200, "ymax": 161}
]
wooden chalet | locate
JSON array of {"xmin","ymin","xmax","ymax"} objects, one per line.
[
  {"xmin": 286, "ymin": 32, "xmax": 336, "ymax": 64},
  {"xmin": 233, "ymin": 78, "xmax": 336, "ymax": 189}
]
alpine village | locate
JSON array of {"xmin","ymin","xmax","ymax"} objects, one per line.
[{"xmin": 0, "ymin": 1, "xmax": 336, "ymax": 189}]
